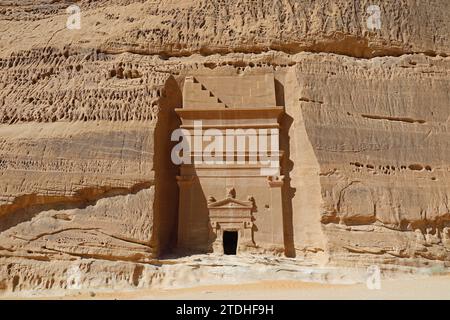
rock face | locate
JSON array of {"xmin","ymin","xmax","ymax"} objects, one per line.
[
  {"xmin": 0, "ymin": 0, "xmax": 449, "ymax": 294},
  {"xmin": 293, "ymin": 54, "xmax": 450, "ymax": 265}
]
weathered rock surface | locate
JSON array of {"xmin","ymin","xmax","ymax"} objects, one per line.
[
  {"xmin": 1, "ymin": 0, "xmax": 449, "ymax": 58},
  {"xmin": 0, "ymin": 0, "xmax": 449, "ymax": 295},
  {"xmin": 2, "ymin": 254, "xmax": 439, "ymax": 297},
  {"xmin": 289, "ymin": 53, "xmax": 450, "ymax": 265}
]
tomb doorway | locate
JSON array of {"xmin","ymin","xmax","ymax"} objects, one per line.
[{"xmin": 223, "ymin": 231, "xmax": 238, "ymax": 255}]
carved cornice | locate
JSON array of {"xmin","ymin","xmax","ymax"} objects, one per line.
[
  {"xmin": 207, "ymin": 197, "xmax": 253, "ymax": 209},
  {"xmin": 175, "ymin": 107, "xmax": 284, "ymax": 120}
]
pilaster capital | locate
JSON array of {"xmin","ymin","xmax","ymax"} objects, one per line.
[{"xmin": 267, "ymin": 175, "xmax": 284, "ymax": 188}]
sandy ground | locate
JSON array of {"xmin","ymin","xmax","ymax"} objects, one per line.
[
  {"xmin": 29, "ymin": 276, "xmax": 450, "ymax": 300},
  {"xmin": 2, "ymin": 255, "xmax": 449, "ymax": 300}
]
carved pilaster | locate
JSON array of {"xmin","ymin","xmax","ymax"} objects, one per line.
[{"xmin": 176, "ymin": 175, "xmax": 196, "ymax": 187}]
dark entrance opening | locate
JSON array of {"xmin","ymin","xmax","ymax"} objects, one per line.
[{"xmin": 223, "ymin": 231, "xmax": 238, "ymax": 255}]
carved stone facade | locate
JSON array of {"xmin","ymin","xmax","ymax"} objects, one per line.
[
  {"xmin": 176, "ymin": 74, "xmax": 285, "ymax": 254},
  {"xmin": 208, "ymin": 192, "xmax": 254, "ymax": 254}
]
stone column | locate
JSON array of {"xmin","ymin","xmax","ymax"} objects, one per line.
[
  {"xmin": 239, "ymin": 221, "xmax": 255, "ymax": 252},
  {"xmin": 176, "ymin": 175, "xmax": 195, "ymax": 250},
  {"xmin": 267, "ymin": 175, "xmax": 285, "ymax": 249},
  {"xmin": 211, "ymin": 222, "xmax": 224, "ymax": 254}
]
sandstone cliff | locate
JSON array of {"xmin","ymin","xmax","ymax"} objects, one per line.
[{"xmin": 0, "ymin": 0, "xmax": 449, "ymax": 293}]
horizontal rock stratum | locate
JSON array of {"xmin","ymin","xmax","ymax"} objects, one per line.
[{"xmin": 0, "ymin": 0, "xmax": 449, "ymax": 294}]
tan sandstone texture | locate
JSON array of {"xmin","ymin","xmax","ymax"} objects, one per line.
[{"xmin": 0, "ymin": 0, "xmax": 449, "ymax": 296}]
